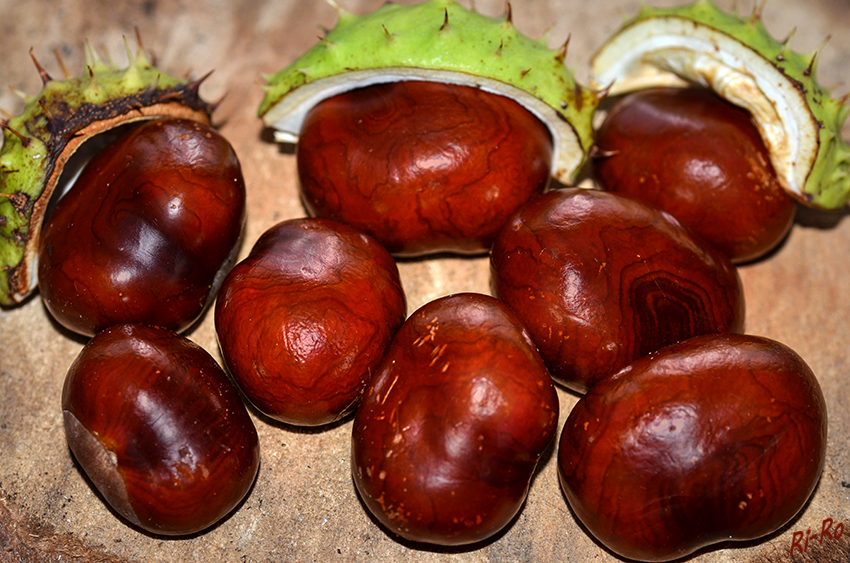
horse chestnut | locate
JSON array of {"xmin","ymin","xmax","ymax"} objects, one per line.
[
  {"xmin": 297, "ymin": 80, "xmax": 553, "ymax": 256},
  {"xmin": 38, "ymin": 118, "xmax": 246, "ymax": 336},
  {"xmin": 593, "ymin": 87, "xmax": 797, "ymax": 263},
  {"xmin": 62, "ymin": 324, "xmax": 260, "ymax": 536},
  {"xmin": 215, "ymin": 218, "xmax": 407, "ymax": 426},
  {"xmin": 351, "ymin": 293, "xmax": 559, "ymax": 546},
  {"xmin": 491, "ymin": 188, "xmax": 745, "ymax": 393},
  {"xmin": 558, "ymin": 333, "xmax": 827, "ymax": 562}
]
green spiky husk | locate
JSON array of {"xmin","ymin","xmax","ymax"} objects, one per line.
[
  {"xmin": 0, "ymin": 51, "xmax": 212, "ymax": 306},
  {"xmin": 591, "ymin": 0, "xmax": 850, "ymax": 209},
  {"xmin": 258, "ymin": 0, "xmax": 598, "ymax": 182}
]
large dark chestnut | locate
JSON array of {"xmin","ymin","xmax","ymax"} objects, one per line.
[
  {"xmin": 297, "ymin": 80, "xmax": 553, "ymax": 256},
  {"xmin": 593, "ymin": 87, "xmax": 797, "ymax": 263},
  {"xmin": 61, "ymin": 324, "xmax": 260, "ymax": 536},
  {"xmin": 351, "ymin": 293, "xmax": 559, "ymax": 546},
  {"xmin": 38, "ymin": 118, "xmax": 246, "ymax": 336},
  {"xmin": 215, "ymin": 217, "xmax": 407, "ymax": 426},
  {"xmin": 558, "ymin": 333, "xmax": 827, "ymax": 562},
  {"xmin": 490, "ymin": 188, "xmax": 745, "ymax": 393}
]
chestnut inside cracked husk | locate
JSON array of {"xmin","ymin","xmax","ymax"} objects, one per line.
[
  {"xmin": 38, "ymin": 117, "xmax": 246, "ymax": 336},
  {"xmin": 593, "ymin": 87, "xmax": 798, "ymax": 263},
  {"xmin": 297, "ymin": 80, "xmax": 553, "ymax": 256}
]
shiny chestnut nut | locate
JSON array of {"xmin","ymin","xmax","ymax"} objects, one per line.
[
  {"xmin": 593, "ymin": 87, "xmax": 797, "ymax": 263},
  {"xmin": 215, "ymin": 218, "xmax": 406, "ymax": 426},
  {"xmin": 352, "ymin": 293, "xmax": 559, "ymax": 546},
  {"xmin": 62, "ymin": 324, "xmax": 260, "ymax": 536},
  {"xmin": 297, "ymin": 80, "xmax": 553, "ymax": 256},
  {"xmin": 490, "ymin": 188, "xmax": 745, "ymax": 393},
  {"xmin": 38, "ymin": 118, "xmax": 246, "ymax": 336},
  {"xmin": 558, "ymin": 333, "xmax": 828, "ymax": 562}
]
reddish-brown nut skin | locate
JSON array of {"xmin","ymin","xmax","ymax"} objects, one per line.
[
  {"xmin": 297, "ymin": 80, "xmax": 553, "ymax": 257},
  {"xmin": 38, "ymin": 118, "xmax": 246, "ymax": 336},
  {"xmin": 61, "ymin": 324, "xmax": 260, "ymax": 536},
  {"xmin": 490, "ymin": 188, "xmax": 745, "ymax": 393},
  {"xmin": 215, "ymin": 218, "xmax": 407, "ymax": 426},
  {"xmin": 558, "ymin": 333, "xmax": 828, "ymax": 562},
  {"xmin": 593, "ymin": 87, "xmax": 797, "ymax": 263},
  {"xmin": 351, "ymin": 293, "xmax": 559, "ymax": 546}
]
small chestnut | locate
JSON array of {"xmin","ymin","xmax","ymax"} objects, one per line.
[
  {"xmin": 593, "ymin": 87, "xmax": 797, "ymax": 263},
  {"xmin": 38, "ymin": 118, "xmax": 246, "ymax": 336},
  {"xmin": 490, "ymin": 188, "xmax": 745, "ymax": 393},
  {"xmin": 558, "ymin": 333, "xmax": 828, "ymax": 562},
  {"xmin": 297, "ymin": 80, "xmax": 553, "ymax": 256},
  {"xmin": 215, "ymin": 217, "xmax": 407, "ymax": 426},
  {"xmin": 62, "ymin": 324, "xmax": 260, "ymax": 536},
  {"xmin": 351, "ymin": 293, "xmax": 559, "ymax": 546}
]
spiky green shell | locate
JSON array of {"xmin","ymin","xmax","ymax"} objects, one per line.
[
  {"xmin": 590, "ymin": 0, "xmax": 850, "ymax": 209},
  {"xmin": 0, "ymin": 47, "xmax": 212, "ymax": 306},
  {"xmin": 258, "ymin": 0, "xmax": 599, "ymax": 184}
]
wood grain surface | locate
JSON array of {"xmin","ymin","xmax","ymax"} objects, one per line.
[{"xmin": 1, "ymin": 0, "xmax": 848, "ymax": 561}]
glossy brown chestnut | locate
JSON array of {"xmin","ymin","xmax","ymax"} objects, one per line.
[
  {"xmin": 38, "ymin": 118, "xmax": 246, "ymax": 336},
  {"xmin": 297, "ymin": 80, "xmax": 553, "ymax": 256},
  {"xmin": 490, "ymin": 188, "xmax": 745, "ymax": 393},
  {"xmin": 351, "ymin": 293, "xmax": 559, "ymax": 546},
  {"xmin": 61, "ymin": 324, "xmax": 260, "ymax": 536},
  {"xmin": 215, "ymin": 217, "xmax": 407, "ymax": 426},
  {"xmin": 558, "ymin": 333, "xmax": 828, "ymax": 562},
  {"xmin": 593, "ymin": 87, "xmax": 797, "ymax": 263}
]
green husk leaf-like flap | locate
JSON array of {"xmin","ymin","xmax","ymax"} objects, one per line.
[
  {"xmin": 590, "ymin": 0, "xmax": 850, "ymax": 209},
  {"xmin": 0, "ymin": 44, "xmax": 212, "ymax": 306},
  {"xmin": 259, "ymin": 0, "xmax": 599, "ymax": 184}
]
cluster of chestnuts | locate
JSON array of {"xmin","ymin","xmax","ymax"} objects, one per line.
[{"xmin": 0, "ymin": 0, "xmax": 838, "ymax": 560}]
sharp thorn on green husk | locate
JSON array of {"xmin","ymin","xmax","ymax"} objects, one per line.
[
  {"xmin": 83, "ymin": 41, "xmax": 104, "ymax": 70},
  {"xmin": 777, "ymin": 26, "xmax": 797, "ymax": 61},
  {"xmin": 9, "ymin": 87, "xmax": 29, "ymax": 103},
  {"xmin": 594, "ymin": 82, "xmax": 613, "ymax": 102},
  {"xmin": 440, "ymin": 8, "xmax": 449, "ymax": 31},
  {"xmin": 555, "ymin": 34, "xmax": 570, "ymax": 64},
  {"xmin": 133, "ymin": 26, "xmax": 145, "ymax": 56},
  {"xmin": 782, "ymin": 26, "xmax": 797, "ymax": 47},
  {"xmin": 805, "ymin": 35, "xmax": 831, "ymax": 77},
  {"xmin": 28, "ymin": 49, "xmax": 52, "ymax": 85},
  {"xmin": 495, "ymin": 39, "xmax": 504, "ymax": 56},
  {"xmin": 52, "ymin": 48, "xmax": 70, "ymax": 79},
  {"xmin": 86, "ymin": 66, "xmax": 99, "ymax": 89},
  {"xmin": 37, "ymin": 99, "xmax": 54, "ymax": 121},
  {"xmin": 749, "ymin": 0, "xmax": 766, "ymax": 24},
  {"xmin": 0, "ymin": 121, "xmax": 30, "ymax": 148},
  {"xmin": 504, "ymin": 2, "xmax": 513, "ymax": 25},
  {"xmin": 382, "ymin": 24, "xmax": 392, "ymax": 42},
  {"xmin": 187, "ymin": 69, "xmax": 214, "ymax": 98},
  {"xmin": 122, "ymin": 36, "xmax": 136, "ymax": 68}
]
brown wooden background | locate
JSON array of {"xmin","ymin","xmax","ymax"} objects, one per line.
[{"xmin": 1, "ymin": 0, "xmax": 848, "ymax": 561}]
